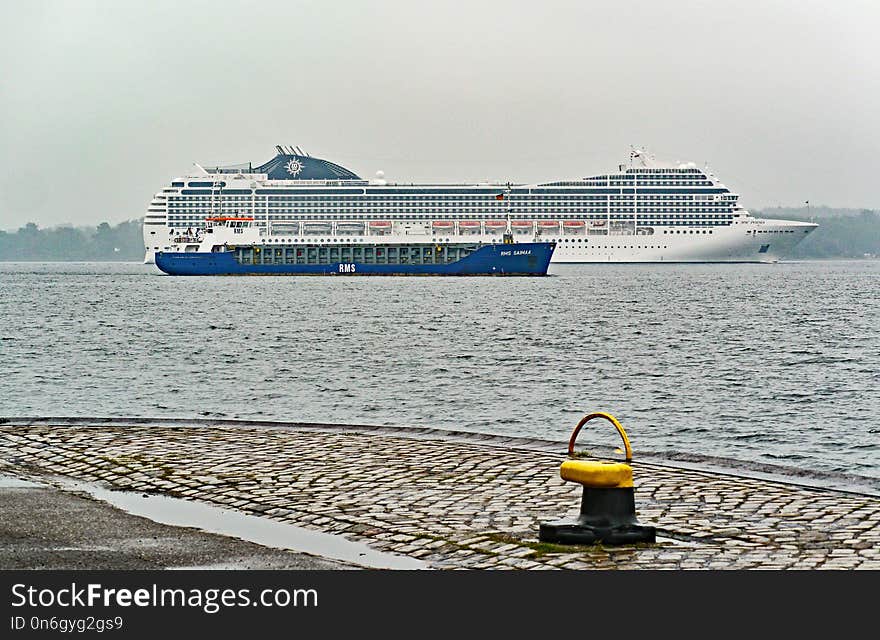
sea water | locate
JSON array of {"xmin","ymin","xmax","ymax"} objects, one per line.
[{"xmin": 1, "ymin": 260, "xmax": 877, "ymax": 488}]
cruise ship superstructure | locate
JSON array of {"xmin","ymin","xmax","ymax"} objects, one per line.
[{"xmin": 143, "ymin": 146, "xmax": 817, "ymax": 264}]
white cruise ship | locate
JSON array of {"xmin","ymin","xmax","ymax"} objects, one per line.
[{"xmin": 143, "ymin": 146, "xmax": 817, "ymax": 264}]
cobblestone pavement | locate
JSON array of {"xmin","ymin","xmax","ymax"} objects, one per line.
[{"xmin": 1, "ymin": 419, "xmax": 877, "ymax": 569}]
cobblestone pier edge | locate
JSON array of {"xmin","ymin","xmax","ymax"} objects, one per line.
[{"xmin": 1, "ymin": 417, "xmax": 877, "ymax": 570}]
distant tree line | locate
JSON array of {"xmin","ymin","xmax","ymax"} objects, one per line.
[
  {"xmin": 0, "ymin": 220, "xmax": 144, "ymax": 261},
  {"xmin": 0, "ymin": 211, "xmax": 877, "ymax": 260}
]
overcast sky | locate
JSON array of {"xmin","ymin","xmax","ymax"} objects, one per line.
[{"xmin": 1, "ymin": 0, "xmax": 878, "ymax": 229}]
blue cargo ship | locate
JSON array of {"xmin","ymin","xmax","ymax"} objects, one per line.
[{"xmin": 155, "ymin": 217, "xmax": 555, "ymax": 276}]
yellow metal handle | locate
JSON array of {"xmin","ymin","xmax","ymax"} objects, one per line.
[{"xmin": 567, "ymin": 412, "xmax": 633, "ymax": 462}]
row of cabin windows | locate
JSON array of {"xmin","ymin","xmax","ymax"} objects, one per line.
[
  {"xmin": 167, "ymin": 207, "xmax": 737, "ymax": 218},
  {"xmin": 553, "ymin": 242, "xmax": 673, "ymax": 249},
  {"xmin": 164, "ymin": 189, "xmax": 729, "ymax": 201},
  {"xmin": 628, "ymin": 168, "xmax": 703, "ymax": 173},
  {"xmin": 166, "ymin": 212, "xmax": 733, "ymax": 221},
  {"xmin": 168, "ymin": 203, "xmax": 736, "ymax": 212},
  {"xmin": 165, "ymin": 197, "xmax": 733, "ymax": 207},
  {"xmin": 165, "ymin": 216, "xmax": 729, "ymax": 230},
  {"xmin": 169, "ymin": 209, "xmax": 735, "ymax": 217},
  {"xmin": 168, "ymin": 202, "xmax": 735, "ymax": 211},
  {"xmin": 170, "ymin": 214, "xmax": 737, "ymax": 223},
  {"xmin": 166, "ymin": 192, "xmax": 729, "ymax": 200},
  {"xmin": 169, "ymin": 169, "xmax": 699, "ymax": 189},
  {"xmin": 170, "ymin": 212, "xmax": 737, "ymax": 221}
]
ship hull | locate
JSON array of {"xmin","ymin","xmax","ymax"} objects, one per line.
[
  {"xmin": 155, "ymin": 242, "xmax": 554, "ymax": 276},
  {"xmin": 548, "ymin": 219, "xmax": 817, "ymax": 264},
  {"xmin": 146, "ymin": 220, "xmax": 817, "ymax": 266}
]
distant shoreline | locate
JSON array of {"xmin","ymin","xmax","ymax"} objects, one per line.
[{"xmin": 1, "ymin": 211, "xmax": 877, "ymax": 260}]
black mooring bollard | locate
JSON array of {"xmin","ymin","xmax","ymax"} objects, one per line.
[{"xmin": 539, "ymin": 412, "xmax": 656, "ymax": 545}]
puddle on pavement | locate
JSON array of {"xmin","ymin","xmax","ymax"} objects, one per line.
[
  {"xmin": 56, "ymin": 477, "xmax": 428, "ymax": 570},
  {"xmin": 0, "ymin": 474, "xmax": 43, "ymax": 488}
]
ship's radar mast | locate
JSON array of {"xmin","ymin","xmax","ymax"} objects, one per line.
[
  {"xmin": 503, "ymin": 182, "xmax": 515, "ymax": 245},
  {"xmin": 629, "ymin": 146, "xmax": 656, "ymax": 168}
]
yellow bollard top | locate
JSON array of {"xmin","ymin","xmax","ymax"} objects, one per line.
[
  {"xmin": 560, "ymin": 460, "xmax": 633, "ymax": 488},
  {"xmin": 560, "ymin": 412, "xmax": 634, "ymax": 488}
]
